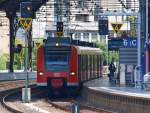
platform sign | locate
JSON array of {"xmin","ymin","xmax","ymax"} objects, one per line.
[
  {"xmin": 111, "ymin": 23, "xmax": 123, "ymax": 34},
  {"xmin": 123, "ymin": 39, "xmax": 137, "ymax": 47},
  {"xmin": 108, "ymin": 39, "xmax": 123, "ymax": 51},
  {"xmin": 19, "ymin": 18, "xmax": 32, "ymax": 31}
]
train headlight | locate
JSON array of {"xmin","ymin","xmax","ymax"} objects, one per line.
[
  {"xmin": 70, "ymin": 72, "xmax": 75, "ymax": 76},
  {"xmin": 56, "ymin": 43, "xmax": 59, "ymax": 46},
  {"xmin": 39, "ymin": 72, "xmax": 44, "ymax": 75}
]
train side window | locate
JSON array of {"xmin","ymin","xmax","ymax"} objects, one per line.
[
  {"xmin": 95, "ymin": 55, "xmax": 97, "ymax": 77},
  {"xmin": 97, "ymin": 55, "xmax": 99, "ymax": 77},
  {"xmin": 83, "ymin": 55, "xmax": 86, "ymax": 81},
  {"xmin": 85, "ymin": 55, "xmax": 88, "ymax": 81},
  {"xmin": 90, "ymin": 55, "xmax": 92, "ymax": 78},
  {"xmin": 78, "ymin": 55, "xmax": 81, "ymax": 81},
  {"xmin": 94, "ymin": 55, "xmax": 96, "ymax": 77},
  {"xmin": 81, "ymin": 55, "xmax": 85, "ymax": 81},
  {"xmin": 93, "ymin": 55, "xmax": 95, "ymax": 78},
  {"xmin": 87, "ymin": 55, "xmax": 90, "ymax": 79},
  {"xmin": 92, "ymin": 55, "xmax": 94, "ymax": 78},
  {"xmin": 81, "ymin": 55, "xmax": 83, "ymax": 81}
]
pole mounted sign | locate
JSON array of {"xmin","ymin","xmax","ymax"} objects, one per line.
[
  {"xmin": 111, "ymin": 23, "xmax": 123, "ymax": 34},
  {"xmin": 123, "ymin": 39, "xmax": 137, "ymax": 47},
  {"xmin": 19, "ymin": 18, "xmax": 32, "ymax": 31},
  {"xmin": 35, "ymin": 42, "xmax": 41, "ymax": 48},
  {"xmin": 20, "ymin": 1, "xmax": 33, "ymax": 103}
]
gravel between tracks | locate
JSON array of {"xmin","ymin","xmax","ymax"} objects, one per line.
[
  {"xmin": 6, "ymin": 99, "xmax": 69, "ymax": 113},
  {"xmin": 5, "ymin": 96, "xmax": 112, "ymax": 113},
  {"xmin": 0, "ymin": 80, "xmax": 35, "ymax": 113}
]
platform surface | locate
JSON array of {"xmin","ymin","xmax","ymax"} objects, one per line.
[
  {"xmin": 0, "ymin": 72, "xmax": 36, "ymax": 81},
  {"xmin": 84, "ymin": 77, "xmax": 150, "ymax": 99}
]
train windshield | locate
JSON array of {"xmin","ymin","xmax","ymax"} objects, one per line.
[{"xmin": 44, "ymin": 52, "xmax": 69, "ymax": 72}]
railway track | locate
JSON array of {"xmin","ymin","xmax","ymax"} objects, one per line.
[
  {"xmin": 46, "ymin": 98, "xmax": 116, "ymax": 113},
  {"xmin": 2, "ymin": 85, "xmax": 116, "ymax": 113},
  {"xmin": 0, "ymin": 80, "xmax": 35, "ymax": 113}
]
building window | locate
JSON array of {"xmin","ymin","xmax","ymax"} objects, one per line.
[
  {"xmin": 94, "ymin": 15, "xmax": 98, "ymax": 21},
  {"xmin": 75, "ymin": 14, "xmax": 89, "ymax": 22},
  {"xmin": 91, "ymin": 33, "xmax": 98, "ymax": 42},
  {"xmin": 46, "ymin": 31, "xmax": 52, "ymax": 37},
  {"xmin": 75, "ymin": 33, "xmax": 81, "ymax": 40},
  {"xmin": 83, "ymin": 33, "xmax": 89, "ymax": 41}
]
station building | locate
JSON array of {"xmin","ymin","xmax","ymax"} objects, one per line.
[
  {"xmin": 33, "ymin": 0, "xmax": 139, "ymax": 44},
  {"xmin": 0, "ymin": 0, "xmax": 139, "ymax": 55}
]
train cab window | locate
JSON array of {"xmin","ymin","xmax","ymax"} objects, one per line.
[{"xmin": 44, "ymin": 52, "xmax": 69, "ymax": 72}]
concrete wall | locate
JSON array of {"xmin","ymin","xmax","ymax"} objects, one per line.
[{"xmin": 0, "ymin": 72, "xmax": 36, "ymax": 81}]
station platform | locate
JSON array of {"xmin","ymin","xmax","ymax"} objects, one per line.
[
  {"xmin": 84, "ymin": 77, "xmax": 150, "ymax": 99},
  {"xmin": 82, "ymin": 77, "xmax": 150, "ymax": 113},
  {"xmin": 0, "ymin": 71, "xmax": 36, "ymax": 81}
]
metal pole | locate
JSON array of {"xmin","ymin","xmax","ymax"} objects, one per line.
[
  {"xmin": 56, "ymin": 0, "xmax": 63, "ymax": 22},
  {"xmin": 137, "ymin": 13, "xmax": 142, "ymax": 88},
  {"xmin": 138, "ymin": 13, "xmax": 141, "ymax": 67},
  {"xmin": 146, "ymin": 0, "xmax": 149, "ymax": 73},
  {"xmin": 9, "ymin": 16, "xmax": 15, "ymax": 72},
  {"xmin": 24, "ymin": 31, "xmax": 29, "ymax": 102}
]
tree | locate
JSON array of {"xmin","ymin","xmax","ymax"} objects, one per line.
[
  {"xmin": 96, "ymin": 42, "xmax": 108, "ymax": 65},
  {"xmin": 14, "ymin": 39, "xmax": 24, "ymax": 70},
  {"xmin": 13, "ymin": 38, "xmax": 44, "ymax": 71},
  {"xmin": 96, "ymin": 42, "xmax": 119, "ymax": 65},
  {"xmin": 0, "ymin": 54, "xmax": 9, "ymax": 70}
]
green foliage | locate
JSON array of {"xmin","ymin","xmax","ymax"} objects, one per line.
[
  {"xmin": 108, "ymin": 51, "xmax": 119, "ymax": 63},
  {"xmin": 96, "ymin": 42, "xmax": 119, "ymax": 65},
  {"xmin": 0, "ymin": 54, "xmax": 9, "ymax": 70},
  {"xmin": 0, "ymin": 38, "xmax": 44, "ymax": 71},
  {"xmin": 14, "ymin": 48, "xmax": 24, "ymax": 70},
  {"xmin": 14, "ymin": 39, "xmax": 25, "ymax": 70},
  {"xmin": 96, "ymin": 42, "xmax": 108, "ymax": 65}
]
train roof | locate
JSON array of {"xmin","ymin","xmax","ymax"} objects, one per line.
[
  {"xmin": 43, "ymin": 37, "xmax": 103, "ymax": 55},
  {"xmin": 75, "ymin": 46, "xmax": 102, "ymax": 55},
  {"xmin": 44, "ymin": 37, "xmax": 97, "ymax": 47}
]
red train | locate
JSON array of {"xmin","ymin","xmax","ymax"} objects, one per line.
[{"xmin": 36, "ymin": 38, "xmax": 103, "ymax": 95}]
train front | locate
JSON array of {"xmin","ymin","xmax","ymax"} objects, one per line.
[{"xmin": 37, "ymin": 38, "xmax": 78, "ymax": 92}]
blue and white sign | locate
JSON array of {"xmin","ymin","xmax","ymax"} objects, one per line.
[{"xmin": 123, "ymin": 39, "xmax": 137, "ymax": 47}]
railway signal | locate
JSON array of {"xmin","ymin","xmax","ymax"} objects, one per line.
[
  {"xmin": 21, "ymin": 2, "xmax": 33, "ymax": 18},
  {"xmin": 56, "ymin": 22, "xmax": 64, "ymax": 37},
  {"xmin": 98, "ymin": 19, "xmax": 108, "ymax": 35}
]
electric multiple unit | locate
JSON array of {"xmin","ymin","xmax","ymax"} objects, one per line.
[{"xmin": 36, "ymin": 38, "xmax": 103, "ymax": 95}]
